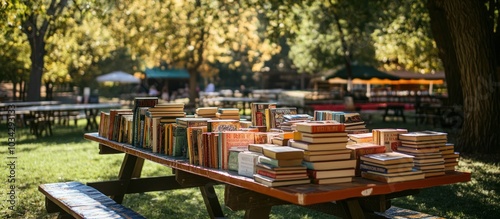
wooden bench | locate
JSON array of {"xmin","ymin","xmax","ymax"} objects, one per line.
[{"xmin": 39, "ymin": 181, "xmax": 145, "ymax": 219}]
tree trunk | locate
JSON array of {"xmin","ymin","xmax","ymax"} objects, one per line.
[
  {"xmin": 427, "ymin": 0, "xmax": 463, "ymax": 106},
  {"xmin": 429, "ymin": 0, "xmax": 500, "ymax": 153},
  {"xmin": 26, "ymin": 36, "xmax": 45, "ymax": 101}
]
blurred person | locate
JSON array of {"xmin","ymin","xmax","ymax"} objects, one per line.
[
  {"xmin": 205, "ymin": 82, "xmax": 215, "ymax": 93},
  {"xmin": 149, "ymin": 85, "xmax": 159, "ymax": 96}
]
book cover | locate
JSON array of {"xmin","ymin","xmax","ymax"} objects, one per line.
[
  {"xmin": 220, "ymin": 131, "xmax": 256, "ymax": 170},
  {"xmin": 261, "ymin": 146, "xmax": 304, "ymax": 160},
  {"xmin": 360, "ymin": 152, "xmax": 414, "ymax": 165},
  {"xmin": 302, "ymin": 159, "xmax": 356, "ymax": 170},
  {"xmin": 359, "ymin": 163, "xmax": 413, "ymax": 174},
  {"xmin": 251, "ymin": 102, "xmax": 277, "ymax": 127},
  {"xmin": 346, "ymin": 143, "xmax": 386, "ymax": 176},
  {"xmin": 398, "ymin": 131, "xmax": 448, "ymax": 142},
  {"xmin": 269, "ymin": 107, "xmax": 298, "ymax": 129},
  {"xmin": 237, "ymin": 151, "xmax": 261, "ymax": 177},
  {"xmin": 227, "ymin": 146, "xmax": 248, "ymax": 172},
  {"xmin": 256, "ymin": 169, "xmax": 308, "ymax": 180},
  {"xmin": 208, "ymin": 119, "xmax": 240, "ymax": 132},
  {"xmin": 295, "ymin": 122, "xmax": 346, "ymax": 133}
]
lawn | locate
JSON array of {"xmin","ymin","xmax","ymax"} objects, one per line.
[{"xmin": 0, "ymin": 112, "xmax": 499, "ymax": 219}]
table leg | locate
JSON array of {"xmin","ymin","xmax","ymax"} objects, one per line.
[
  {"xmin": 199, "ymin": 184, "xmax": 225, "ymax": 219},
  {"xmin": 112, "ymin": 154, "xmax": 144, "ymax": 203}
]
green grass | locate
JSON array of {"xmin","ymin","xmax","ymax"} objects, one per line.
[{"xmin": 0, "ymin": 114, "xmax": 499, "ymax": 219}]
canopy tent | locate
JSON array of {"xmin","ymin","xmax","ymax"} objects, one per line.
[
  {"xmin": 324, "ymin": 65, "xmax": 400, "ymax": 92},
  {"xmin": 145, "ymin": 68, "xmax": 190, "ymax": 79},
  {"xmin": 325, "ymin": 65, "xmax": 401, "ymax": 81},
  {"xmin": 96, "ymin": 71, "xmax": 140, "ymax": 83}
]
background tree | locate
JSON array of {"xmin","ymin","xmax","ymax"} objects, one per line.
[
  {"xmin": 107, "ymin": 0, "xmax": 279, "ymax": 104},
  {"xmin": 428, "ymin": 0, "xmax": 500, "ymax": 153}
]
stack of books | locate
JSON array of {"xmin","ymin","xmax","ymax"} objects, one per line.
[
  {"xmin": 250, "ymin": 102, "xmax": 276, "ymax": 128},
  {"xmin": 216, "ymin": 108, "xmax": 240, "ymax": 120},
  {"xmin": 441, "ymin": 143, "xmax": 460, "ymax": 171},
  {"xmin": 348, "ymin": 132, "xmax": 373, "ymax": 145},
  {"xmin": 271, "ymin": 132, "xmax": 294, "ymax": 146},
  {"xmin": 313, "ymin": 111, "xmax": 368, "ymax": 134},
  {"xmin": 279, "ymin": 114, "xmax": 313, "ymax": 131},
  {"xmin": 146, "ymin": 103, "xmax": 186, "ymax": 153},
  {"xmin": 195, "ymin": 107, "xmax": 218, "ymax": 118},
  {"xmin": 372, "ymin": 128, "xmax": 408, "ymax": 152},
  {"xmin": 290, "ymin": 122, "xmax": 356, "ymax": 184},
  {"xmin": 253, "ymin": 146, "xmax": 309, "ymax": 187},
  {"xmin": 397, "ymin": 131, "xmax": 447, "ymax": 177},
  {"xmin": 360, "ymin": 152, "xmax": 425, "ymax": 183},
  {"xmin": 346, "ymin": 142, "xmax": 386, "ymax": 176},
  {"xmin": 265, "ymin": 107, "xmax": 297, "ymax": 130},
  {"xmin": 343, "ymin": 113, "xmax": 369, "ymax": 134}
]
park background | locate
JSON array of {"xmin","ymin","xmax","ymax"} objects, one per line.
[{"xmin": 1, "ymin": 0, "xmax": 500, "ymax": 218}]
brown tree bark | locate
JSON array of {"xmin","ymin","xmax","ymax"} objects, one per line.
[
  {"xmin": 427, "ymin": 0, "xmax": 463, "ymax": 106},
  {"xmin": 428, "ymin": 0, "xmax": 500, "ymax": 153}
]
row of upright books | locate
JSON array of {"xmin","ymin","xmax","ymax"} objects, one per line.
[{"xmin": 97, "ymin": 97, "xmax": 461, "ymax": 187}]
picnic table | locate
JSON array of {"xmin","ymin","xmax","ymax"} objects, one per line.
[
  {"xmin": 76, "ymin": 133, "xmax": 471, "ymax": 219},
  {"xmin": 16, "ymin": 103, "xmax": 122, "ymax": 136}
]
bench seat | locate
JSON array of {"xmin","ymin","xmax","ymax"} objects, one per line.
[{"xmin": 39, "ymin": 181, "xmax": 145, "ymax": 219}]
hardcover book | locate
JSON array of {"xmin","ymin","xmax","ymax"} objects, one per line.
[
  {"xmin": 307, "ymin": 168, "xmax": 355, "ymax": 179},
  {"xmin": 289, "ymin": 140, "xmax": 348, "ymax": 151},
  {"xmin": 360, "ymin": 152, "xmax": 414, "ymax": 165},
  {"xmin": 302, "ymin": 159, "xmax": 356, "ymax": 170},
  {"xmin": 253, "ymin": 174, "xmax": 310, "ymax": 187},
  {"xmin": 398, "ymin": 131, "xmax": 448, "ymax": 142},
  {"xmin": 261, "ymin": 146, "xmax": 304, "ymax": 160},
  {"xmin": 295, "ymin": 122, "xmax": 346, "ymax": 133},
  {"xmin": 219, "ymin": 131, "xmax": 255, "ymax": 170}
]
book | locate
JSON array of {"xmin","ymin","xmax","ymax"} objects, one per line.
[
  {"xmin": 311, "ymin": 176, "xmax": 353, "ymax": 184},
  {"xmin": 303, "ymin": 149, "xmax": 351, "ymax": 156},
  {"xmin": 364, "ymin": 169, "xmax": 424, "ymax": 177},
  {"xmin": 361, "ymin": 171, "xmax": 425, "ymax": 183},
  {"xmin": 267, "ymin": 107, "xmax": 298, "ymax": 129},
  {"xmin": 398, "ymin": 131, "xmax": 448, "ymax": 141},
  {"xmin": 253, "ymin": 174, "xmax": 310, "ymax": 187},
  {"xmin": 299, "ymin": 135, "xmax": 348, "ymax": 144},
  {"xmin": 348, "ymin": 132, "xmax": 373, "ymax": 143},
  {"xmin": 373, "ymin": 128, "xmax": 408, "ymax": 152},
  {"xmin": 360, "ymin": 152, "xmax": 414, "ymax": 165},
  {"xmin": 303, "ymin": 152, "xmax": 351, "ymax": 162},
  {"xmin": 346, "ymin": 142, "xmax": 386, "ymax": 176},
  {"xmin": 220, "ymin": 131, "xmax": 256, "ymax": 170},
  {"xmin": 218, "ymin": 108, "xmax": 240, "ymax": 115},
  {"xmin": 396, "ymin": 146, "xmax": 441, "ymax": 154},
  {"xmin": 208, "ymin": 119, "xmax": 240, "ymax": 132},
  {"xmin": 297, "ymin": 131, "xmax": 348, "ymax": 139},
  {"xmin": 307, "ymin": 168, "xmax": 355, "ymax": 179},
  {"xmin": 302, "ymin": 159, "xmax": 356, "ymax": 170},
  {"xmin": 248, "ymin": 143, "xmax": 276, "ymax": 153},
  {"xmin": 237, "ymin": 151, "xmax": 261, "ymax": 177},
  {"xmin": 195, "ymin": 107, "xmax": 218, "ymax": 115},
  {"xmin": 256, "ymin": 169, "xmax": 308, "ymax": 180},
  {"xmin": 255, "ymin": 163, "xmax": 307, "ymax": 175},
  {"xmin": 251, "ymin": 102, "xmax": 277, "ymax": 127},
  {"xmin": 258, "ymin": 156, "xmax": 303, "ymax": 167},
  {"xmin": 295, "ymin": 122, "xmax": 346, "ymax": 133},
  {"xmin": 359, "ymin": 163, "xmax": 413, "ymax": 174},
  {"xmin": 261, "ymin": 146, "xmax": 304, "ymax": 160},
  {"xmin": 289, "ymin": 140, "xmax": 348, "ymax": 151}
]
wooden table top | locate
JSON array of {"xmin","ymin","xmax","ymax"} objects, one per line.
[{"xmin": 84, "ymin": 133, "xmax": 471, "ymax": 206}]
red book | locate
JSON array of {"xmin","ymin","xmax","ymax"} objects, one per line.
[{"xmin": 295, "ymin": 122, "xmax": 345, "ymax": 133}]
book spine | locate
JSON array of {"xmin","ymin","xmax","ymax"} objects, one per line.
[
  {"xmin": 359, "ymin": 163, "xmax": 389, "ymax": 173},
  {"xmin": 238, "ymin": 153, "xmax": 259, "ymax": 178}
]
